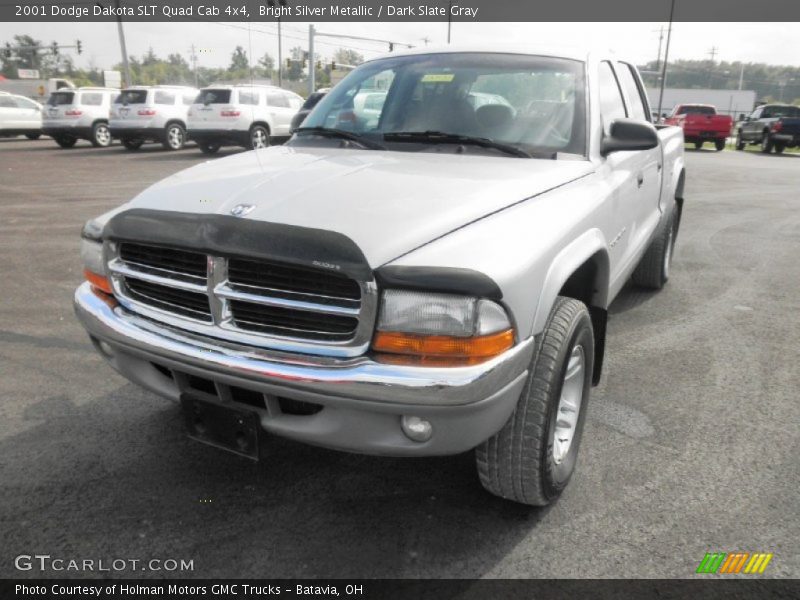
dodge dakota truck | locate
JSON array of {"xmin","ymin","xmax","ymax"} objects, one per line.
[
  {"xmin": 664, "ymin": 103, "xmax": 732, "ymax": 151},
  {"xmin": 74, "ymin": 46, "xmax": 685, "ymax": 506},
  {"xmin": 736, "ymin": 103, "xmax": 800, "ymax": 153}
]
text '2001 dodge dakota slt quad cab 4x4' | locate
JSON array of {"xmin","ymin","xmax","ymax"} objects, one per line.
[{"xmin": 75, "ymin": 46, "xmax": 685, "ymax": 506}]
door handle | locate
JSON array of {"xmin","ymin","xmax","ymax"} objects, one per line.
[{"xmin": 637, "ymin": 172, "xmax": 644, "ymax": 187}]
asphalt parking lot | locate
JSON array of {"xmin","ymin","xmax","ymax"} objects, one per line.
[{"xmin": 1, "ymin": 137, "xmax": 798, "ymax": 579}]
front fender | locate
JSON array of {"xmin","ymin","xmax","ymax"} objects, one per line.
[{"xmin": 530, "ymin": 228, "xmax": 609, "ymax": 335}]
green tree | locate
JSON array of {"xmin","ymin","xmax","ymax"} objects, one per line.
[
  {"xmin": 230, "ymin": 46, "xmax": 249, "ymax": 71},
  {"xmin": 332, "ymin": 48, "xmax": 364, "ymax": 69}
]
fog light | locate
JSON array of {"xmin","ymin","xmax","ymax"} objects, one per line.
[
  {"xmin": 401, "ymin": 416, "xmax": 433, "ymax": 442},
  {"xmin": 96, "ymin": 340, "xmax": 114, "ymax": 358}
]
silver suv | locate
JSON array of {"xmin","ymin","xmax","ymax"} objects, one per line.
[
  {"xmin": 187, "ymin": 84, "xmax": 303, "ymax": 154},
  {"xmin": 42, "ymin": 87, "xmax": 118, "ymax": 148},
  {"xmin": 110, "ymin": 86, "xmax": 198, "ymax": 151}
]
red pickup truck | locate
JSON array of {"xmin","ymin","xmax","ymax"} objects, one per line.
[{"xmin": 664, "ymin": 104, "xmax": 733, "ymax": 151}]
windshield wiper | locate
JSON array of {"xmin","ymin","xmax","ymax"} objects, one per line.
[
  {"xmin": 294, "ymin": 127, "xmax": 386, "ymax": 150},
  {"xmin": 383, "ymin": 130, "xmax": 534, "ymax": 158}
]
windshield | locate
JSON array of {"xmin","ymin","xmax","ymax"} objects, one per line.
[
  {"xmin": 676, "ymin": 105, "xmax": 715, "ymax": 115},
  {"xmin": 116, "ymin": 90, "xmax": 148, "ymax": 105},
  {"xmin": 297, "ymin": 53, "xmax": 586, "ymax": 156},
  {"xmin": 47, "ymin": 91, "xmax": 74, "ymax": 106}
]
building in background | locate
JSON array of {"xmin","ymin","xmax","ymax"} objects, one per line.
[{"xmin": 646, "ymin": 88, "xmax": 758, "ymax": 118}]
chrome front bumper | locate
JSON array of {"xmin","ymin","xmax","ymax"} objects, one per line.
[{"xmin": 74, "ymin": 283, "xmax": 534, "ymax": 455}]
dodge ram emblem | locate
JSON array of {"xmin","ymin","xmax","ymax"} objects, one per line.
[{"xmin": 230, "ymin": 204, "xmax": 256, "ymax": 217}]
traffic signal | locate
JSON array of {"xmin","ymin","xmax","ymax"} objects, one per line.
[
  {"xmin": 4, "ymin": 42, "xmax": 11, "ymax": 59},
  {"xmin": 76, "ymin": 40, "xmax": 82, "ymax": 55},
  {"xmin": 331, "ymin": 61, "xmax": 336, "ymax": 70},
  {"xmin": 51, "ymin": 42, "xmax": 59, "ymax": 56},
  {"xmin": 286, "ymin": 57, "xmax": 291, "ymax": 68}
]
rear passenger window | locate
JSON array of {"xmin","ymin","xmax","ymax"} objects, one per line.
[
  {"xmin": 182, "ymin": 93, "xmax": 195, "ymax": 105},
  {"xmin": 81, "ymin": 93, "xmax": 103, "ymax": 106},
  {"xmin": 196, "ymin": 89, "xmax": 231, "ymax": 104},
  {"xmin": 0, "ymin": 96, "xmax": 16, "ymax": 108},
  {"xmin": 267, "ymin": 93, "xmax": 290, "ymax": 108},
  {"xmin": 154, "ymin": 91, "xmax": 175, "ymax": 105},
  {"xmin": 598, "ymin": 62, "xmax": 627, "ymax": 129},
  {"xmin": 616, "ymin": 62, "xmax": 649, "ymax": 121},
  {"xmin": 238, "ymin": 91, "xmax": 259, "ymax": 105}
]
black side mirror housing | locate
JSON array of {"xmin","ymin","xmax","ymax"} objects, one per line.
[{"xmin": 601, "ymin": 118, "xmax": 659, "ymax": 156}]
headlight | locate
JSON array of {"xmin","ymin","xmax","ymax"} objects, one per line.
[
  {"xmin": 372, "ymin": 289, "xmax": 514, "ymax": 364},
  {"xmin": 80, "ymin": 219, "xmax": 113, "ymax": 295}
]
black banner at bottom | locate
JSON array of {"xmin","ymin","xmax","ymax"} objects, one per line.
[{"xmin": 3, "ymin": 579, "xmax": 800, "ymax": 600}]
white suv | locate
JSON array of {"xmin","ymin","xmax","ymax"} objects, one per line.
[
  {"xmin": 42, "ymin": 87, "xmax": 119, "ymax": 148},
  {"xmin": 187, "ymin": 85, "xmax": 303, "ymax": 154},
  {"xmin": 0, "ymin": 93, "xmax": 43, "ymax": 139},
  {"xmin": 110, "ymin": 85, "xmax": 198, "ymax": 151}
]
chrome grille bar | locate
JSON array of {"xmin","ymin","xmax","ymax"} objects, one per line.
[{"xmin": 105, "ymin": 241, "xmax": 377, "ymax": 358}]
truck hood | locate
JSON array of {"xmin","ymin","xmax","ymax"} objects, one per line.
[{"xmin": 124, "ymin": 145, "xmax": 593, "ymax": 267}]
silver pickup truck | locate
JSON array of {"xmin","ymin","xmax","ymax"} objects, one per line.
[{"xmin": 75, "ymin": 46, "xmax": 685, "ymax": 506}]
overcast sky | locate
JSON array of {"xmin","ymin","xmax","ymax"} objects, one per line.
[{"xmin": 2, "ymin": 22, "xmax": 798, "ymax": 73}]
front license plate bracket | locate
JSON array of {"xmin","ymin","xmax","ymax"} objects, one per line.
[{"xmin": 181, "ymin": 394, "xmax": 261, "ymax": 460}]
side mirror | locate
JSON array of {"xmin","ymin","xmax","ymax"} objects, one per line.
[
  {"xmin": 739, "ymin": 113, "xmax": 746, "ymax": 121},
  {"xmin": 601, "ymin": 118, "xmax": 659, "ymax": 156}
]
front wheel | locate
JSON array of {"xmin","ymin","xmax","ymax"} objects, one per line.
[
  {"xmin": 774, "ymin": 143, "xmax": 785, "ymax": 154},
  {"xmin": 91, "ymin": 122, "xmax": 111, "ymax": 147},
  {"xmin": 761, "ymin": 132, "xmax": 773, "ymax": 153},
  {"xmin": 54, "ymin": 135, "xmax": 77, "ymax": 148},
  {"xmin": 250, "ymin": 125, "xmax": 270, "ymax": 149},
  {"xmin": 162, "ymin": 123, "xmax": 186, "ymax": 150},
  {"xmin": 121, "ymin": 138, "xmax": 144, "ymax": 150},
  {"xmin": 198, "ymin": 141, "xmax": 221, "ymax": 155},
  {"xmin": 735, "ymin": 131, "xmax": 745, "ymax": 150},
  {"xmin": 714, "ymin": 138, "xmax": 726, "ymax": 151},
  {"xmin": 693, "ymin": 140, "xmax": 703, "ymax": 150},
  {"xmin": 25, "ymin": 133, "xmax": 41, "ymax": 140},
  {"xmin": 476, "ymin": 297, "xmax": 594, "ymax": 506}
]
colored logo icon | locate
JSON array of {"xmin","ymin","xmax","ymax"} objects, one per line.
[{"xmin": 696, "ymin": 552, "xmax": 773, "ymax": 574}]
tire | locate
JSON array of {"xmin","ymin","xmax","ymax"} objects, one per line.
[
  {"xmin": 25, "ymin": 133, "xmax": 41, "ymax": 140},
  {"xmin": 54, "ymin": 136, "xmax": 77, "ymax": 148},
  {"xmin": 693, "ymin": 141, "xmax": 703, "ymax": 150},
  {"xmin": 250, "ymin": 125, "xmax": 270, "ymax": 149},
  {"xmin": 774, "ymin": 143, "xmax": 785, "ymax": 154},
  {"xmin": 121, "ymin": 138, "xmax": 144, "ymax": 150},
  {"xmin": 198, "ymin": 141, "xmax": 221, "ymax": 155},
  {"xmin": 631, "ymin": 201, "xmax": 677, "ymax": 290},
  {"xmin": 476, "ymin": 297, "xmax": 594, "ymax": 506},
  {"xmin": 91, "ymin": 122, "xmax": 111, "ymax": 147},
  {"xmin": 162, "ymin": 123, "xmax": 186, "ymax": 150},
  {"xmin": 761, "ymin": 131, "xmax": 773, "ymax": 153},
  {"xmin": 735, "ymin": 130, "xmax": 745, "ymax": 150},
  {"xmin": 714, "ymin": 138, "xmax": 725, "ymax": 151}
]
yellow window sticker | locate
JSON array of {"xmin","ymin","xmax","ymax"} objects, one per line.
[{"xmin": 421, "ymin": 73, "xmax": 455, "ymax": 83}]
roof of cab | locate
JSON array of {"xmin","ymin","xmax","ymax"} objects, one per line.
[{"xmin": 364, "ymin": 43, "xmax": 598, "ymax": 64}]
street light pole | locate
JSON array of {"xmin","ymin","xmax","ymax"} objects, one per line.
[{"xmin": 308, "ymin": 24, "xmax": 315, "ymax": 95}]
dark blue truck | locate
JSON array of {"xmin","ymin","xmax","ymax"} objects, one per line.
[{"xmin": 736, "ymin": 103, "xmax": 800, "ymax": 154}]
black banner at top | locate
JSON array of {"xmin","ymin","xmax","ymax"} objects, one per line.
[{"xmin": 4, "ymin": 0, "xmax": 800, "ymax": 22}]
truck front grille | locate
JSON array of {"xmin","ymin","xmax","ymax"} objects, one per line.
[{"xmin": 106, "ymin": 242, "xmax": 376, "ymax": 356}]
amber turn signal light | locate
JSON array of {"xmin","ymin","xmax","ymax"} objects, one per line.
[
  {"xmin": 372, "ymin": 329, "xmax": 514, "ymax": 361},
  {"xmin": 84, "ymin": 269, "xmax": 113, "ymax": 295}
]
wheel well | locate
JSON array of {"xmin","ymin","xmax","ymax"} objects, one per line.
[
  {"xmin": 91, "ymin": 118, "xmax": 108, "ymax": 128},
  {"xmin": 165, "ymin": 119, "xmax": 186, "ymax": 129},
  {"xmin": 557, "ymin": 251, "xmax": 609, "ymax": 385},
  {"xmin": 251, "ymin": 121, "xmax": 270, "ymax": 134},
  {"xmin": 674, "ymin": 168, "xmax": 685, "ymax": 236}
]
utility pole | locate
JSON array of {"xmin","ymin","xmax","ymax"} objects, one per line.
[
  {"xmin": 738, "ymin": 63, "xmax": 745, "ymax": 90},
  {"xmin": 277, "ymin": 19, "xmax": 282, "ymax": 87},
  {"xmin": 114, "ymin": 0, "xmax": 131, "ymax": 87},
  {"xmin": 656, "ymin": 0, "xmax": 676, "ymax": 121},
  {"xmin": 190, "ymin": 44, "xmax": 198, "ymax": 87},
  {"xmin": 654, "ymin": 26, "xmax": 664, "ymax": 71},
  {"xmin": 308, "ymin": 24, "xmax": 315, "ymax": 95},
  {"xmin": 422, "ymin": 36, "xmax": 430, "ymax": 46}
]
